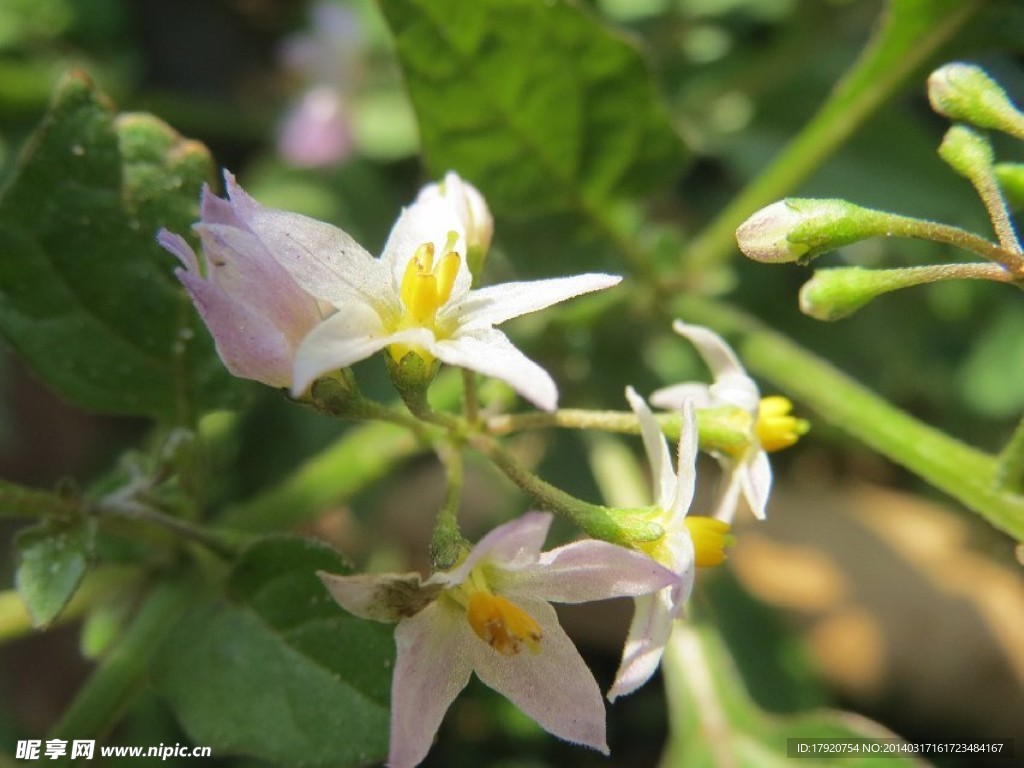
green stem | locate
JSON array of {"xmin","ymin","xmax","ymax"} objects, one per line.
[
  {"xmin": 997, "ymin": 417, "xmax": 1024, "ymax": 495},
  {"xmin": 0, "ymin": 479, "xmax": 76, "ymax": 519},
  {"xmin": 461, "ymin": 369, "xmax": 480, "ymax": 425},
  {"xmin": 49, "ymin": 580, "xmax": 193, "ymax": 745},
  {"xmin": 430, "ymin": 442, "xmax": 468, "ymax": 570},
  {"xmin": 466, "ymin": 432, "xmax": 662, "ymax": 545},
  {"xmin": 685, "ymin": 0, "xmax": 982, "ymax": 273},
  {"xmin": 676, "ymin": 296, "xmax": 1024, "ymax": 541},
  {"xmin": 96, "ymin": 498, "xmax": 249, "ymax": 559}
]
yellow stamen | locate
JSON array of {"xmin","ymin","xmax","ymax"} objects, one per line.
[
  {"xmin": 755, "ymin": 395, "xmax": 807, "ymax": 453},
  {"xmin": 466, "ymin": 591, "xmax": 543, "ymax": 656},
  {"xmin": 389, "ymin": 237, "xmax": 464, "ymax": 364},
  {"xmin": 684, "ymin": 517, "xmax": 734, "ymax": 567}
]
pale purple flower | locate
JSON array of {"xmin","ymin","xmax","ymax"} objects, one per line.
[
  {"xmin": 608, "ymin": 387, "xmax": 699, "ymax": 701},
  {"xmin": 248, "ymin": 171, "xmax": 619, "ymax": 409},
  {"xmin": 319, "ymin": 512, "xmax": 678, "ymax": 767},
  {"xmin": 277, "ymin": 2, "xmax": 362, "ymax": 167},
  {"xmin": 277, "ymin": 86, "xmax": 353, "ymax": 168},
  {"xmin": 157, "ymin": 173, "xmax": 323, "ymax": 388},
  {"xmin": 651, "ymin": 321, "xmax": 772, "ymax": 522}
]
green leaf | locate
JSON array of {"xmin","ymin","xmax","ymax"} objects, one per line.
[
  {"xmin": 661, "ymin": 622, "xmax": 920, "ymax": 768},
  {"xmin": 377, "ymin": 0, "xmax": 687, "ymax": 215},
  {"xmin": 15, "ymin": 515, "xmax": 94, "ymax": 627},
  {"xmin": 154, "ymin": 536, "xmax": 393, "ymax": 768},
  {"xmin": 0, "ymin": 71, "xmax": 239, "ymax": 423}
]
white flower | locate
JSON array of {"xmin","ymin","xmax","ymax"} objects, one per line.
[
  {"xmin": 416, "ymin": 171, "xmax": 493, "ymax": 261},
  {"xmin": 319, "ymin": 512, "xmax": 678, "ymax": 767},
  {"xmin": 232, "ymin": 171, "xmax": 619, "ymax": 410},
  {"xmin": 608, "ymin": 387, "xmax": 731, "ymax": 701},
  {"xmin": 651, "ymin": 321, "xmax": 801, "ymax": 522}
]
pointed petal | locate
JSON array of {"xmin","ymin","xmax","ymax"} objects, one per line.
[
  {"xmin": 669, "ymin": 400, "xmax": 698, "ymax": 520},
  {"xmin": 506, "ymin": 539, "xmax": 678, "ymax": 603},
  {"xmin": 389, "ymin": 602, "xmax": 474, "ymax": 768},
  {"xmin": 224, "ymin": 172, "xmax": 388, "ymax": 306},
  {"xmin": 317, "ymin": 571, "xmax": 439, "ymax": 623},
  {"xmin": 468, "ymin": 598, "xmax": 608, "ymax": 754},
  {"xmin": 607, "ymin": 588, "xmax": 679, "ymax": 701},
  {"xmin": 435, "ymin": 512, "xmax": 552, "ymax": 587},
  {"xmin": 176, "ymin": 267, "xmax": 295, "ymax": 387},
  {"xmin": 713, "ymin": 460, "xmax": 744, "ymax": 524},
  {"xmin": 454, "ymin": 273, "xmax": 621, "ymax": 329},
  {"xmin": 671, "ymin": 321, "xmax": 760, "ymax": 412},
  {"xmin": 625, "ymin": 387, "xmax": 675, "ymax": 510},
  {"xmin": 433, "ymin": 328, "xmax": 558, "ymax": 411},
  {"xmin": 649, "ymin": 382, "xmax": 715, "ymax": 410},
  {"xmin": 291, "ymin": 306, "xmax": 426, "ymax": 396},
  {"xmin": 740, "ymin": 449, "xmax": 772, "ymax": 520}
]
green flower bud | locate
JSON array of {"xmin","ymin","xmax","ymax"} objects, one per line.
[
  {"xmin": 995, "ymin": 163, "xmax": 1024, "ymax": 210},
  {"xmin": 928, "ymin": 63, "xmax": 1024, "ymax": 139},
  {"xmin": 938, "ymin": 124, "xmax": 994, "ymax": 180},
  {"xmin": 736, "ymin": 198, "xmax": 886, "ymax": 264},
  {"xmin": 799, "ymin": 264, "xmax": 1000, "ymax": 321}
]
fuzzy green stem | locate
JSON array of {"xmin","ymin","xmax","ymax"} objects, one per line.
[
  {"xmin": 676, "ymin": 296, "xmax": 1024, "ymax": 541},
  {"xmin": 97, "ymin": 498, "xmax": 249, "ymax": 559},
  {"xmin": 49, "ymin": 580, "xmax": 193, "ymax": 744},
  {"xmin": 461, "ymin": 369, "xmax": 480, "ymax": 425},
  {"xmin": 487, "ymin": 408, "xmax": 749, "ymax": 456},
  {"xmin": 685, "ymin": 0, "xmax": 982, "ymax": 273},
  {"xmin": 466, "ymin": 432, "xmax": 662, "ymax": 545},
  {"xmin": 431, "ymin": 443, "xmax": 469, "ymax": 570}
]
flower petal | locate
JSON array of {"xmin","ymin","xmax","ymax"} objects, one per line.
[
  {"xmin": 433, "ymin": 328, "xmax": 558, "ymax": 411},
  {"xmin": 468, "ymin": 597, "xmax": 608, "ymax": 754},
  {"xmin": 434, "ymin": 511, "xmax": 552, "ymax": 588},
  {"xmin": 454, "ymin": 273, "xmax": 622, "ymax": 329},
  {"xmin": 291, "ymin": 306, "xmax": 428, "ymax": 396},
  {"xmin": 625, "ymin": 386, "xmax": 674, "ymax": 511},
  {"xmin": 506, "ymin": 539, "xmax": 678, "ymax": 604},
  {"xmin": 607, "ymin": 588, "xmax": 679, "ymax": 702},
  {"xmin": 740, "ymin": 448, "xmax": 772, "ymax": 521},
  {"xmin": 223, "ymin": 172, "xmax": 388, "ymax": 306},
  {"xmin": 649, "ymin": 382, "xmax": 715, "ymax": 410},
  {"xmin": 389, "ymin": 601, "xmax": 474, "ymax": 768},
  {"xmin": 317, "ymin": 571, "xmax": 439, "ymax": 623},
  {"xmin": 671, "ymin": 321, "xmax": 760, "ymax": 413},
  {"xmin": 669, "ymin": 399, "xmax": 698, "ymax": 521}
]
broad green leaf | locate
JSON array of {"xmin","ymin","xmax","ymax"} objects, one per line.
[
  {"xmin": 377, "ymin": 0, "xmax": 687, "ymax": 214},
  {"xmin": 15, "ymin": 515, "xmax": 94, "ymax": 626},
  {"xmin": 0, "ymin": 71, "xmax": 239, "ymax": 423},
  {"xmin": 154, "ymin": 537, "xmax": 392, "ymax": 768},
  {"xmin": 661, "ymin": 622, "xmax": 920, "ymax": 768}
]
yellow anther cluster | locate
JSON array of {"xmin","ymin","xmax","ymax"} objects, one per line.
[
  {"xmin": 466, "ymin": 591, "xmax": 543, "ymax": 656},
  {"xmin": 755, "ymin": 395, "xmax": 806, "ymax": 453},
  {"xmin": 683, "ymin": 517, "xmax": 734, "ymax": 567},
  {"xmin": 390, "ymin": 233, "xmax": 462, "ymax": 362}
]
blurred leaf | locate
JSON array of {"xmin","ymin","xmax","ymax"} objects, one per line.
[
  {"xmin": 154, "ymin": 536, "xmax": 392, "ymax": 768},
  {"xmin": 0, "ymin": 71, "xmax": 240, "ymax": 423},
  {"xmin": 958, "ymin": 303, "xmax": 1024, "ymax": 419},
  {"xmin": 661, "ymin": 622, "xmax": 920, "ymax": 768},
  {"xmin": 15, "ymin": 515, "xmax": 94, "ymax": 626},
  {"xmin": 377, "ymin": 0, "xmax": 687, "ymax": 214}
]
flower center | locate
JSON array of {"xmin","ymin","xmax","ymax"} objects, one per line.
[
  {"xmin": 388, "ymin": 233, "xmax": 462, "ymax": 363},
  {"xmin": 460, "ymin": 570, "xmax": 542, "ymax": 656},
  {"xmin": 466, "ymin": 591, "xmax": 543, "ymax": 656},
  {"xmin": 754, "ymin": 395, "xmax": 806, "ymax": 453},
  {"xmin": 683, "ymin": 517, "xmax": 734, "ymax": 567}
]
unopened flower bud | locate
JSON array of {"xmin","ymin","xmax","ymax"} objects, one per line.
[
  {"xmin": 799, "ymin": 265, "xmax": 976, "ymax": 321},
  {"xmin": 736, "ymin": 198, "xmax": 883, "ymax": 264},
  {"xmin": 938, "ymin": 124, "xmax": 994, "ymax": 180},
  {"xmin": 928, "ymin": 63, "xmax": 1024, "ymax": 139},
  {"xmin": 417, "ymin": 172, "xmax": 494, "ymax": 277}
]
